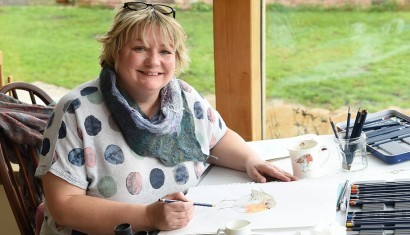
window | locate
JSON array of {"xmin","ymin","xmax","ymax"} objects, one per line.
[{"xmin": 265, "ymin": 1, "xmax": 410, "ymax": 138}]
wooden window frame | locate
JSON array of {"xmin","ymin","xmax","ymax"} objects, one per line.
[{"xmin": 213, "ymin": 0, "xmax": 264, "ymax": 141}]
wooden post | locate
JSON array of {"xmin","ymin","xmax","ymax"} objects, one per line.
[
  {"xmin": 7, "ymin": 75, "xmax": 13, "ymax": 84},
  {"xmin": 213, "ymin": 0, "xmax": 263, "ymax": 141},
  {"xmin": 7, "ymin": 75, "xmax": 13, "ymax": 96}
]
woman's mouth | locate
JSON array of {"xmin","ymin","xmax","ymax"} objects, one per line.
[{"xmin": 139, "ymin": 70, "xmax": 161, "ymax": 76}]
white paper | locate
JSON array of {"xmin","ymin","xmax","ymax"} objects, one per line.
[
  {"xmin": 248, "ymin": 134, "xmax": 318, "ymax": 161},
  {"xmin": 161, "ymin": 180, "xmax": 338, "ymax": 235}
]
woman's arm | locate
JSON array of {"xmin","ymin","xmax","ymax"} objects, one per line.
[
  {"xmin": 42, "ymin": 172, "xmax": 194, "ymax": 234},
  {"xmin": 208, "ymin": 128, "xmax": 298, "ymax": 182}
]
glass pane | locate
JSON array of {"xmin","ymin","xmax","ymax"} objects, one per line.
[
  {"xmin": 0, "ymin": 4, "xmax": 215, "ymax": 105},
  {"xmin": 265, "ymin": 2, "xmax": 410, "ymax": 138},
  {"xmin": 178, "ymin": 6, "xmax": 215, "ymax": 97}
]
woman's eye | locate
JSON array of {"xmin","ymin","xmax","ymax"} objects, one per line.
[
  {"xmin": 160, "ymin": 50, "xmax": 172, "ymax": 55},
  {"xmin": 133, "ymin": 46, "xmax": 146, "ymax": 52}
]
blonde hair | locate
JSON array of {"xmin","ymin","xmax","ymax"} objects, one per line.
[{"xmin": 97, "ymin": 5, "xmax": 189, "ymax": 76}]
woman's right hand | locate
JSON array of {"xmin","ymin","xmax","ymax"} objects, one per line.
[{"xmin": 146, "ymin": 192, "xmax": 194, "ymax": 231}]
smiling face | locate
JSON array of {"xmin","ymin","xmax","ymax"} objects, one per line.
[{"xmin": 115, "ymin": 25, "xmax": 176, "ymax": 99}]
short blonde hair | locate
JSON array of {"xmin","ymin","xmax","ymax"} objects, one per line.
[{"xmin": 97, "ymin": 5, "xmax": 189, "ymax": 76}]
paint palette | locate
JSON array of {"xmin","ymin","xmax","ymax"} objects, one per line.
[{"xmin": 337, "ymin": 110, "xmax": 410, "ymax": 164}]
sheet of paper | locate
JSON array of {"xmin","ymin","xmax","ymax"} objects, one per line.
[
  {"xmin": 161, "ymin": 180, "xmax": 338, "ymax": 235},
  {"xmin": 248, "ymin": 134, "xmax": 318, "ymax": 161}
]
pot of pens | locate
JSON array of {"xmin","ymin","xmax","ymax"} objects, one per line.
[
  {"xmin": 334, "ymin": 131, "xmax": 368, "ymax": 171},
  {"xmin": 332, "ymin": 108, "xmax": 369, "ymax": 171}
]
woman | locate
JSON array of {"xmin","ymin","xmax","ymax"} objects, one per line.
[{"xmin": 35, "ymin": 2, "xmax": 297, "ymax": 234}]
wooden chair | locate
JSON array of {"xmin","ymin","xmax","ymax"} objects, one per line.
[
  {"xmin": 0, "ymin": 83, "xmax": 54, "ymax": 235},
  {"xmin": 0, "ymin": 82, "xmax": 53, "ymax": 105}
]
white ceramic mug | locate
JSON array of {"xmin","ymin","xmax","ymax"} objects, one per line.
[
  {"xmin": 288, "ymin": 139, "xmax": 329, "ymax": 179},
  {"xmin": 217, "ymin": 219, "xmax": 251, "ymax": 235}
]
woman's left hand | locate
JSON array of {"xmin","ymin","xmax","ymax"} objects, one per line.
[{"xmin": 245, "ymin": 159, "xmax": 298, "ymax": 183}]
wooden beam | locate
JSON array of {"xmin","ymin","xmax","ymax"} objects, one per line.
[{"xmin": 213, "ymin": 0, "xmax": 263, "ymax": 141}]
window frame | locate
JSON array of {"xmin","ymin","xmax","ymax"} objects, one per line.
[{"xmin": 213, "ymin": 0, "xmax": 264, "ymax": 141}]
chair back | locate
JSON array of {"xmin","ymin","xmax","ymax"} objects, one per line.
[
  {"xmin": 0, "ymin": 82, "xmax": 53, "ymax": 105},
  {"xmin": 0, "ymin": 83, "xmax": 54, "ymax": 235},
  {"xmin": 0, "ymin": 136, "xmax": 44, "ymax": 235}
]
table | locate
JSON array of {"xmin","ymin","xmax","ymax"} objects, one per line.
[{"xmin": 198, "ymin": 134, "xmax": 410, "ymax": 234}]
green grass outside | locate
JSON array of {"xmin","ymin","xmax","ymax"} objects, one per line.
[
  {"xmin": 0, "ymin": 5, "xmax": 409, "ymax": 112},
  {"xmin": 266, "ymin": 9, "xmax": 410, "ymax": 111},
  {"xmin": 0, "ymin": 5, "xmax": 214, "ymax": 91}
]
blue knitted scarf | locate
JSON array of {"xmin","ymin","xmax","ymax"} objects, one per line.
[{"xmin": 99, "ymin": 67, "xmax": 208, "ymax": 166}]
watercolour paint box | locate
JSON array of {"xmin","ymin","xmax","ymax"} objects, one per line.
[{"xmin": 337, "ymin": 109, "xmax": 410, "ymax": 164}]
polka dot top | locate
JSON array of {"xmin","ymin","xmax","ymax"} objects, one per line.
[{"xmin": 35, "ymin": 78, "xmax": 227, "ymax": 234}]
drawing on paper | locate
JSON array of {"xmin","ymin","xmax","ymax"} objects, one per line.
[
  {"xmin": 296, "ymin": 153, "xmax": 313, "ymax": 172},
  {"xmin": 217, "ymin": 188, "xmax": 276, "ymax": 213}
]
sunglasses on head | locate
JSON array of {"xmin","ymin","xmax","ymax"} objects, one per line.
[{"xmin": 123, "ymin": 1, "xmax": 176, "ymax": 19}]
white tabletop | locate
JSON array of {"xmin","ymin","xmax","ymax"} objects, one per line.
[{"xmin": 197, "ymin": 134, "xmax": 410, "ymax": 234}]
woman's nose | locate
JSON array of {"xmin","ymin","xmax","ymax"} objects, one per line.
[{"xmin": 145, "ymin": 52, "xmax": 160, "ymax": 67}]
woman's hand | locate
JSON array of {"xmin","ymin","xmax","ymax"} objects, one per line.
[
  {"xmin": 209, "ymin": 128, "xmax": 299, "ymax": 183},
  {"xmin": 245, "ymin": 159, "xmax": 299, "ymax": 183},
  {"xmin": 146, "ymin": 192, "xmax": 194, "ymax": 231}
]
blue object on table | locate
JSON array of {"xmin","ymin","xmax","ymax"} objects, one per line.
[{"xmin": 337, "ymin": 110, "xmax": 410, "ymax": 164}]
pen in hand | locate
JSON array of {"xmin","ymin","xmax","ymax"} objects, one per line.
[{"xmin": 158, "ymin": 198, "xmax": 215, "ymax": 207}]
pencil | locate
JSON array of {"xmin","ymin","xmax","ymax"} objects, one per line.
[
  {"xmin": 351, "ymin": 188, "xmax": 410, "ymax": 194},
  {"xmin": 349, "ymin": 109, "xmax": 367, "ymax": 139},
  {"xmin": 348, "ymin": 209, "xmax": 410, "ymax": 215},
  {"xmin": 355, "ymin": 109, "xmax": 367, "ymax": 136},
  {"xmin": 349, "ymin": 198, "xmax": 410, "ymax": 206},
  {"xmin": 346, "ymin": 224, "xmax": 410, "ymax": 231},
  {"xmin": 347, "ymin": 211, "xmax": 410, "ymax": 221},
  {"xmin": 343, "ymin": 109, "xmax": 367, "ymax": 170},
  {"xmin": 350, "ymin": 196, "xmax": 410, "ymax": 202},
  {"xmin": 346, "ymin": 219, "xmax": 410, "ymax": 227},
  {"xmin": 352, "ymin": 181, "xmax": 410, "ymax": 188},
  {"xmin": 158, "ymin": 198, "xmax": 215, "ymax": 207},
  {"xmin": 337, "ymin": 180, "xmax": 349, "ymax": 211},
  {"xmin": 345, "ymin": 106, "xmax": 351, "ymax": 139},
  {"xmin": 350, "ymin": 108, "xmax": 362, "ymax": 139},
  {"xmin": 363, "ymin": 118, "xmax": 401, "ymax": 131},
  {"xmin": 350, "ymin": 192, "xmax": 410, "ymax": 199},
  {"xmin": 365, "ymin": 125, "xmax": 404, "ymax": 138},
  {"xmin": 329, "ymin": 117, "xmax": 339, "ymax": 139},
  {"xmin": 351, "ymin": 187, "xmax": 410, "ymax": 193},
  {"xmin": 347, "ymin": 213, "xmax": 410, "ymax": 220},
  {"xmin": 367, "ymin": 127, "xmax": 410, "ymax": 146},
  {"xmin": 351, "ymin": 185, "xmax": 410, "ymax": 191}
]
